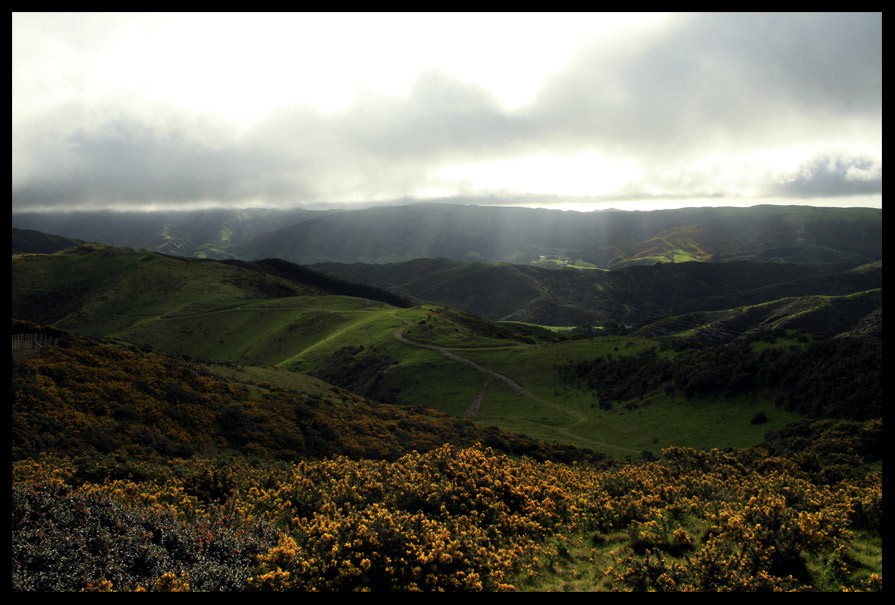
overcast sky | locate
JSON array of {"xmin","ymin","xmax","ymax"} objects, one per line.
[{"xmin": 12, "ymin": 12, "xmax": 882, "ymax": 213}]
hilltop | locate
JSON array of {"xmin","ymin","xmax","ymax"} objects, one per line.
[{"xmin": 12, "ymin": 228, "xmax": 85, "ymax": 254}]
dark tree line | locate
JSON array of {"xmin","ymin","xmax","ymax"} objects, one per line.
[
  {"xmin": 221, "ymin": 258, "xmax": 414, "ymax": 308},
  {"xmin": 557, "ymin": 335, "xmax": 881, "ymax": 421}
]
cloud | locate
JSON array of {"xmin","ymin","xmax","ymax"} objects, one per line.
[
  {"xmin": 12, "ymin": 12, "xmax": 882, "ymax": 212},
  {"xmin": 525, "ymin": 12, "xmax": 881, "ymax": 158},
  {"xmin": 768, "ymin": 154, "xmax": 882, "ymax": 198},
  {"xmin": 13, "ymin": 107, "xmax": 254, "ymax": 210}
]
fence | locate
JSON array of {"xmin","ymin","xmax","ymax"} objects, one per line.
[{"xmin": 11, "ymin": 333, "xmax": 58, "ymax": 351}]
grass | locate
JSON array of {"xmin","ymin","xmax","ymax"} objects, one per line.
[
  {"xmin": 110, "ymin": 294, "xmax": 810, "ymax": 457},
  {"xmin": 376, "ymin": 328, "xmax": 805, "ymax": 457},
  {"xmin": 13, "ymin": 244, "xmax": 822, "ymax": 459},
  {"xmin": 203, "ymin": 363, "xmax": 341, "ymax": 399}
]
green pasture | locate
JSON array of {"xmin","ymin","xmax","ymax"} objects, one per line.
[{"xmin": 13, "ymin": 245, "xmax": 820, "ymax": 459}]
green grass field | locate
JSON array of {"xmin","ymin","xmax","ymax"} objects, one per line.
[{"xmin": 96, "ymin": 296, "xmax": 811, "ymax": 457}]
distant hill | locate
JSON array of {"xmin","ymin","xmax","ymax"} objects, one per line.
[
  {"xmin": 11, "ymin": 242, "xmax": 882, "ymax": 457},
  {"xmin": 12, "ymin": 228, "xmax": 85, "ymax": 254},
  {"xmin": 11, "ymin": 242, "xmax": 324, "ymax": 330},
  {"xmin": 313, "ymin": 257, "xmax": 882, "ymax": 338},
  {"xmin": 11, "ymin": 207, "xmax": 330, "ymax": 259},
  {"xmin": 13, "ymin": 203, "xmax": 881, "ymax": 268},
  {"xmin": 14, "ymin": 239, "xmax": 881, "ymax": 351},
  {"xmin": 234, "ymin": 203, "xmax": 881, "ymax": 268}
]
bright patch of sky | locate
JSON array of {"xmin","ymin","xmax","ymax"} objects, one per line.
[{"xmin": 12, "ymin": 12, "xmax": 881, "ymax": 212}]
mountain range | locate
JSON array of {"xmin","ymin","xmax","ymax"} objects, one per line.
[
  {"xmin": 12, "ymin": 206, "xmax": 326, "ymax": 259},
  {"xmin": 13, "ymin": 202, "xmax": 881, "ymax": 267}
]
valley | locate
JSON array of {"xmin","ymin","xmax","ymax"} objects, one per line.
[
  {"xmin": 12, "ymin": 239, "xmax": 876, "ymax": 458},
  {"xmin": 11, "ymin": 10, "xmax": 884, "ymax": 591},
  {"xmin": 11, "ymin": 206, "xmax": 882, "ymax": 592}
]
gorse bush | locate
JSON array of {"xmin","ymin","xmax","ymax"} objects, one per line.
[
  {"xmin": 11, "ymin": 431, "xmax": 882, "ymax": 592},
  {"xmin": 10, "ymin": 325, "xmax": 882, "ymax": 591},
  {"xmin": 12, "ymin": 331, "xmax": 605, "ymax": 465},
  {"xmin": 11, "ymin": 479, "xmax": 281, "ymax": 591}
]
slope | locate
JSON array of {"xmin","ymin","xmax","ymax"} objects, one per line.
[
  {"xmin": 12, "ymin": 321, "xmax": 603, "ymax": 465},
  {"xmin": 12, "ymin": 228, "xmax": 86, "ymax": 254},
  {"xmin": 314, "ymin": 257, "xmax": 882, "ymax": 336},
  {"xmin": 11, "ymin": 244, "xmax": 875, "ymax": 458},
  {"xmin": 11, "ymin": 207, "xmax": 329, "ymax": 259}
]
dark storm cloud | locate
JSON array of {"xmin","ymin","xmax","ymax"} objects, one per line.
[{"xmin": 11, "ymin": 12, "xmax": 881, "ymax": 211}]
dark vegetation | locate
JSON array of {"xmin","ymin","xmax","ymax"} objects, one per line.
[
  {"xmin": 12, "ymin": 321, "xmax": 600, "ymax": 466},
  {"xmin": 556, "ymin": 332, "xmax": 881, "ymax": 421},
  {"xmin": 221, "ymin": 257, "xmax": 413, "ymax": 308},
  {"xmin": 11, "ymin": 318, "xmax": 883, "ymax": 591},
  {"xmin": 12, "ymin": 227, "xmax": 85, "ymax": 254},
  {"xmin": 308, "ymin": 344, "xmax": 400, "ymax": 403}
]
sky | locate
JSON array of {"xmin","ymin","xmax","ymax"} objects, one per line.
[{"xmin": 12, "ymin": 12, "xmax": 882, "ymax": 213}]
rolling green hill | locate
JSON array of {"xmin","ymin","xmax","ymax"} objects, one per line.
[
  {"xmin": 10, "ymin": 243, "xmax": 883, "ymax": 592},
  {"xmin": 11, "ymin": 243, "xmax": 881, "ymax": 458},
  {"xmin": 313, "ymin": 257, "xmax": 882, "ymax": 337},
  {"xmin": 12, "ymin": 243, "xmax": 321, "ymax": 330}
]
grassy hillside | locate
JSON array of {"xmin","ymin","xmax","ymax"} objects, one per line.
[
  {"xmin": 12, "ymin": 243, "xmax": 321, "ymax": 329},
  {"xmin": 11, "ymin": 324, "xmax": 600, "ymax": 465},
  {"xmin": 10, "ymin": 237, "xmax": 883, "ymax": 590},
  {"xmin": 631, "ymin": 288, "xmax": 882, "ymax": 344},
  {"xmin": 12, "ymin": 244, "xmax": 881, "ymax": 458},
  {"xmin": 313, "ymin": 257, "xmax": 881, "ymax": 334},
  {"xmin": 7, "ymin": 245, "xmax": 881, "ymax": 458},
  {"xmin": 11, "ymin": 326, "xmax": 883, "ymax": 591}
]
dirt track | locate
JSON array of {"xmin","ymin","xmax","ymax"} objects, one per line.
[
  {"xmin": 392, "ymin": 324, "xmax": 586, "ymax": 422},
  {"xmin": 393, "ymin": 322, "xmax": 640, "ymax": 455}
]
